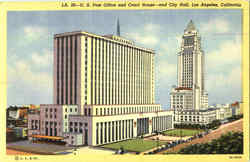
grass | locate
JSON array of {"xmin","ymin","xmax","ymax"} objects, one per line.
[
  {"xmin": 163, "ymin": 129, "xmax": 203, "ymax": 137},
  {"xmin": 102, "ymin": 139, "xmax": 166, "ymax": 152}
]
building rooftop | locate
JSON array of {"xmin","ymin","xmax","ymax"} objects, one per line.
[
  {"xmin": 175, "ymin": 87, "xmax": 192, "ymax": 91},
  {"xmin": 54, "ymin": 31, "xmax": 155, "ymax": 53},
  {"xmin": 231, "ymin": 101, "xmax": 239, "ymax": 107}
]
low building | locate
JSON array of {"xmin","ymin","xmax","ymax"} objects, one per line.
[
  {"xmin": 173, "ymin": 108, "xmax": 216, "ymax": 125},
  {"xmin": 28, "ymin": 104, "xmax": 173, "ymax": 146},
  {"xmin": 215, "ymin": 104, "xmax": 233, "ymax": 120},
  {"xmin": 231, "ymin": 101, "xmax": 242, "ymax": 116}
]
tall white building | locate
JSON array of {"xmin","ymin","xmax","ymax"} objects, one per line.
[
  {"xmin": 28, "ymin": 20, "xmax": 174, "ymax": 146},
  {"xmin": 171, "ymin": 20, "xmax": 208, "ymax": 111},
  {"xmin": 171, "ymin": 20, "xmax": 212, "ymax": 125}
]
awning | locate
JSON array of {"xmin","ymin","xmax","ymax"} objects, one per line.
[{"xmin": 30, "ymin": 135, "xmax": 64, "ymax": 140}]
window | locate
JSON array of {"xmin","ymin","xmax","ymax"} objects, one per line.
[
  {"xmin": 70, "ymin": 122, "xmax": 73, "ymax": 126},
  {"xmin": 84, "ymin": 109, "xmax": 87, "ymax": 116},
  {"xmin": 70, "ymin": 108, "xmax": 72, "ymax": 112},
  {"xmin": 75, "ymin": 108, "xmax": 77, "ymax": 112},
  {"xmin": 88, "ymin": 108, "xmax": 91, "ymax": 116},
  {"xmin": 65, "ymin": 108, "xmax": 67, "ymax": 112},
  {"xmin": 65, "ymin": 115, "xmax": 67, "ymax": 119},
  {"xmin": 80, "ymin": 122, "xmax": 83, "ymax": 127}
]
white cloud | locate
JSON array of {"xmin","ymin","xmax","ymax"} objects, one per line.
[
  {"xmin": 126, "ymin": 32, "xmax": 159, "ymax": 46},
  {"xmin": 206, "ymin": 66, "xmax": 241, "ymax": 104},
  {"xmin": 31, "ymin": 50, "xmax": 53, "ymax": 67},
  {"xmin": 8, "ymin": 50, "xmax": 53, "ymax": 92},
  {"xmin": 206, "ymin": 36, "xmax": 241, "ymax": 70},
  {"xmin": 144, "ymin": 23, "xmax": 161, "ymax": 32},
  {"xmin": 205, "ymin": 36, "xmax": 241, "ymax": 104},
  {"xmin": 125, "ymin": 23, "xmax": 162, "ymax": 46},
  {"xmin": 8, "ymin": 60, "xmax": 52, "ymax": 91},
  {"xmin": 157, "ymin": 58, "xmax": 177, "ymax": 81},
  {"xmin": 206, "ymin": 66, "xmax": 241, "ymax": 90},
  {"xmin": 200, "ymin": 18, "xmax": 230, "ymax": 34},
  {"xmin": 23, "ymin": 26, "xmax": 48, "ymax": 41}
]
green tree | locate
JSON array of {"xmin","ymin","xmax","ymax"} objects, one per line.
[{"xmin": 178, "ymin": 132, "xmax": 243, "ymax": 154}]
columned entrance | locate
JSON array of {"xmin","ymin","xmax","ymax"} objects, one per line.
[{"xmin": 137, "ymin": 118, "xmax": 149, "ymax": 136}]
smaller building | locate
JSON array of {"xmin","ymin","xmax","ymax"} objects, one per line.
[
  {"xmin": 172, "ymin": 108, "xmax": 216, "ymax": 125},
  {"xmin": 231, "ymin": 101, "xmax": 242, "ymax": 116},
  {"xmin": 215, "ymin": 104, "xmax": 232, "ymax": 120},
  {"xmin": 170, "ymin": 86, "xmax": 193, "ymax": 110},
  {"xmin": 28, "ymin": 104, "xmax": 174, "ymax": 146},
  {"xmin": 170, "ymin": 86, "xmax": 208, "ymax": 111}
]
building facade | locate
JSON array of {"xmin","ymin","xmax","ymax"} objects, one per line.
[
  {"xmin": 28, "ymin": 26, "xmax": 173, "ymax": 146},
  {"xmin": 173, "ymin": 109, "xmax": 216, "ymax": 125},
  {"xmin": 170, "ymin": 20, "xmax": 211, "ymax": 125},
  {"xmin": 53, "ymin": 32, "xmax": 156, "ymax": 114}
]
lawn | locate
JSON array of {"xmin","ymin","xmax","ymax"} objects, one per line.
[
  {"xmin": 102, "ymin": 139, "xmax": 166, "ymax": 152},
  {"xmin": 163, "ymin": 129, "xmax": 203, "ymax": 137}
]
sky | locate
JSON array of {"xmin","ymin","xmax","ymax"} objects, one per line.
[{"xmin": 7, "ymin": 10, "xmax": 242, "ymax": 109}]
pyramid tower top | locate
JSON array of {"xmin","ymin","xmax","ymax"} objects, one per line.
[{"xmin": 185, "ymin": 20, "xmax": 196, "ymax": 32}]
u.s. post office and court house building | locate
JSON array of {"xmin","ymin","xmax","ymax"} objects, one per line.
[{"xmin": 28, "ymin": 24, "xmax": 174, "ymax": 146}]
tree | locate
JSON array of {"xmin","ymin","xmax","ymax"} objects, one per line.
[{"xmin": 178, "ymin": 132, "xmax": 243, "ymax": 154}]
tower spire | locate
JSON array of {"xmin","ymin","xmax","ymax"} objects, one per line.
[
  {"xmin": 185, "ymin": 19, "xmax": 196, "ymax": 31},
  {"xmin": 117, "ymin": 18, "xmax": 120, "ymax": 37}
]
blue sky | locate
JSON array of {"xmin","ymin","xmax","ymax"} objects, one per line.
[{"xmin": 7, "ymin": 10, "xmax": 242, "ymax": 108}]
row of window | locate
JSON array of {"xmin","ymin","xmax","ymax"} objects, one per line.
[
  {"xmin": 69, "ymin": 122, "xmax": 88, "ymax": 127},
  {"xmin": 45, "ymin": 113, "xmax": 57, "ymax": 119},
  {"xmin": 96, "ymin": 119, "xmax": 133, "ymax": 145},
  {"xmin": 56, "ymin": 36, "xmax": 78, "ymax": 105},
  {"xmin": 88, "ymin": 36, "xmax": 153, "ymax": 105},
  {"xmin": 30, "ymin": 120, "xmax": 39, "ymax": 130},
  {"xmin": 69, "ymin": 127, "xmax": 86, "ymax": 133},
  {"xmin": 45, "ymin": 108, "xmax": 57, "ymax": 112},
  {"xmin": 44, "ymin": 121, "xmax": 61, "ymax": 126},
  {"xmin": 95, "ymin": 106, "xmax": 161, "ymax": 116},
  {"xmin": 65, "ymin": 108, "xmax": 78, "ymax": 113},
  {"xmin": 152, "ymin": 116, "xmax": 172, "ymax": 133}
]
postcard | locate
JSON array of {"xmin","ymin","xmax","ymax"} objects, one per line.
[{"xmin": 0, "ymin": 1, "xmax": 249, "ymax": 162}]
